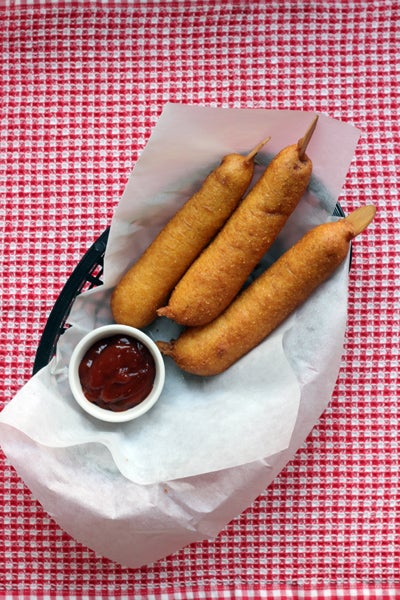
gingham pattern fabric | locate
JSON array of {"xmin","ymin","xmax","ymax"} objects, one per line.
[
  {"xmin": 2, "ymin": 592, "xmax": 400, "ymax": 600},
  {"xmin": 1, "ymin": 0, "xmax": 399, "ymax": 597}
]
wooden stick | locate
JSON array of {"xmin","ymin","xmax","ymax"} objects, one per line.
[
  {"xmin": 345, "ymin": 204, "xmax": 376, "ymax": 236},
  {"xmin": 297, "ymin": 115, "xmax": 319, "ymax": 160},
  {"xmin": 245, "ymin": 136, "xmax": 271, "ymax": 161}
]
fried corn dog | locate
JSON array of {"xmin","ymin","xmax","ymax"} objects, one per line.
[
  {"xmin": 111, "ymin": 139, "xmax": 269, "ymax": 328},
  {"xmin": 157, "ymin": 117, "xmax": 318, "ymax": 326},
  {"xmin": 157, "ymin": 205, "xmax": 376, "ymax": 376}
]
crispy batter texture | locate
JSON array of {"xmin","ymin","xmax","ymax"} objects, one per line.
[
  {"xmin": 158, "ymin": 144, "xmax": 313, "ymax": 326},
  {"xmin": 111, "ymin": 153, "xmax": 255, "ymax": 328},
  {"xmin": 157, "ymin": 218, "xmax": 355, "ymax": 376}
]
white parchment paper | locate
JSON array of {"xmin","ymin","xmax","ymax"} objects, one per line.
[{"xmin": 0, "ymin": 104, "xmax": 360, "ymax": 568}]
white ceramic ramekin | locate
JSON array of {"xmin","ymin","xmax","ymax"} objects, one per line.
[{"xmin": 68, "ymin": 324, "xmax": 165, "ymax": 423}]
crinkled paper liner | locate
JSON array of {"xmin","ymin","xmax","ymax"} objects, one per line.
[{"xmin": 0, "ymin": 104, "xmax": 359, "ymax": 567}]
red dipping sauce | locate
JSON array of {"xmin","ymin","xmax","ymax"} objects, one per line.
[{"xmin": 78, "ymin": 334, "xmax": 156, "ymax": 412}]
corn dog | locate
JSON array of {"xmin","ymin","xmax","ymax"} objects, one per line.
[
  {"xmin": 157, "ymin": 117, "xmax": 318, "ymax": 327},
  {"xmin": 111, "ymin": 139, "xmax": 269, "ymax": 328},
  {"xmin": 157, "ymin": 205, "xmax": 376, "ymax": 376}
]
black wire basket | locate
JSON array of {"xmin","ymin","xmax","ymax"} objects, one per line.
[
  {"xmin": 33, "ymin": 228, "xmax": 109, "ymax": 375},
  {"xmin": 33, "ymin": 203, "xmax": 346, "ymax": 375}
]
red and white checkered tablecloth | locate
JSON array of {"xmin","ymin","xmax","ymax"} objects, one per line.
[{"xmin": 1, "ymin": 0, "xmax": 399, "ymax": 597}]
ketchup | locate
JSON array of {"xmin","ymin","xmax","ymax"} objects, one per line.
[{"xmin": 78, "ymin": 334, "xmax": 156, "ymax": 412}]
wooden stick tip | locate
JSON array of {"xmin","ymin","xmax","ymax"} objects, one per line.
[
  {"xmin": 245, "ymin": 135, "xmax": 271, "ymax": 161},
  {"xmin": 297, "ymin": 114, "xmax": 319, "ymax": 160},
  {"xmin": 345, "ymin": 204, "xmax": 376, "ymax": 236}
]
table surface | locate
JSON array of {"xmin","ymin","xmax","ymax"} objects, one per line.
[{"xmin": 1, "ymin": 0, "xmax": 399, "ymax": 597}]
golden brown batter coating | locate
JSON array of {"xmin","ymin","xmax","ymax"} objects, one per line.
[
  {"xmin": 111, "ymin": 151, "xmax": 258, "ymax": 328},
  {"xmin": 158, "ymin": 142, "xmax": 313, "ymax": 326},
  {"xmin": 157, "ymin": 206, "xmax": 376, "ymax": 376}
]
